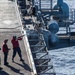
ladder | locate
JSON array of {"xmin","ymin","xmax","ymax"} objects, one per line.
[{"xmin": 28, "ymin": 32, "xmax": 56, "ymax": 75}]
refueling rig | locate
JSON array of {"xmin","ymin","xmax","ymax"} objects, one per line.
[{"xmin": 17, "ymin": 0, "xmax": 75, "ymax": 75}]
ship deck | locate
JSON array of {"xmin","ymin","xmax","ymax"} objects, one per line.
[{"xmin": 0, "ymin": 0, "xmax": 34, "ymax": 75}]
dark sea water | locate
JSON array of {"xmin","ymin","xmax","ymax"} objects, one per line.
[
  {"xmin": 49, "ymin": 0, "xmax": 75, "ymax": 75},
  {"xmin": 49, "ymin": 46, "xmax": 75, "ymax": 75}
]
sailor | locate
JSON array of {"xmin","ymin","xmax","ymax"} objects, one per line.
[
  {"xmin": 2, "ymin": 39, "xmax": 10, "ymax": 65},
  {"xmin": 11, "ymin": 36, "xmax": 24, "ymax": 62}
]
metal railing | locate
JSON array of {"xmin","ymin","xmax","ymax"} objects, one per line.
[
  {"xmin": 15, "ymin": 0, "xmax": 37, "ymax": 75},
  {"xmin": 27, "ymin": 29, "xmax": 56, "ymax": 75}
]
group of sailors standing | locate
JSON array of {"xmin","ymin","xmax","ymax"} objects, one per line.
[{"xmin": 0, "ymin": 35, "xmax": 24, "ymax": 70}]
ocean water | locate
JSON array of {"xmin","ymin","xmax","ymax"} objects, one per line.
[
  {"xmin": 49, "ymin": 0, "xmax": 75, "ymax": 75},
  {"xmin": 49, "ymin": 46, "xmax": 75, "ymax": 75}
]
